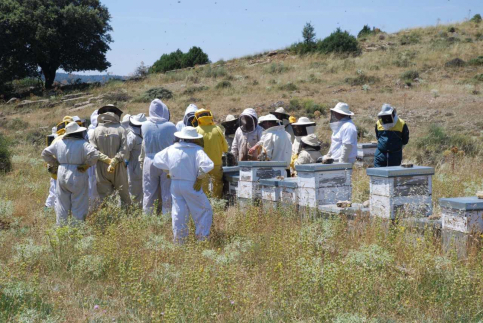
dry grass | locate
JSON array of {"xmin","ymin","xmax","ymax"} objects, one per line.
[{"xmin": 0, "ymin": 20, "xmax": 483, "ymax": 321}]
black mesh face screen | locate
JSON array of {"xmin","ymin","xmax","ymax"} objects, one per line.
[
  {"xmin": 380, "ymin": 115, "xmax": 394, "ymax": 124},
  {"xmin": 240, "ymin": 116, "xmax": 255, "ymax": 132},
  {"xmin": 222, "ymin": 119, "xmax": 239, "ymax": 135},
  {"xmin": 188, "ymin": 115, "xmax": 198, "ymax": 127},
  {"xmin": 292, "ymin": 125, "xmax": 308, "ymax": 137},
  {"xmin": 271, "ymin": 112, "xmax": 288, "ymax": 121}
]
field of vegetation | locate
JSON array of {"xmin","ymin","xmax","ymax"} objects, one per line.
[{"xmin": 1, "ymin": 20, "xmax": 483, "ymax": 321}]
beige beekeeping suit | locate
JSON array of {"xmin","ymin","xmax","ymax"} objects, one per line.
[{"xmin": 89, "ymin": 112, "xmax": 131, "ymax": 206}]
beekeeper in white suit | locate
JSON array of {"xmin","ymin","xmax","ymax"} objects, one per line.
[
  {"xmin": 126, "ymin": 113, "xmax": 147, "ymax": 206},
  {"xmin": 140, "ymin": 99, "xmax": 177, "ymax": 215},
  {"xmin": 176, "ymin": 103, "xmax": 198, "ymax": 131},
  {"xmin": 322, "ymin": 102, "xmax": 358, "ymax": 164},
  {"xmin": 231, "ymin": 108, "xmax": 264, "ymax": 161},
  {"xmin": 87, "ymin": 109, "xmax": 99, "ymax": 203},
  {"xmin": 44, "ymin": 126, "xmax": 58, "ymax": 209},
  {"xmin": 270, "ymin": 107, "xmax": 295, "ymax": 143},
  {"xmin": 153, "ymin": 126, "xmax": 214, "ymax": 243},
  {"xmin": 41, "ymin": 122, "xmax": 99, "ymax": 226}
]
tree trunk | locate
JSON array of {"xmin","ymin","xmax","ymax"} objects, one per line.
[{"xmin": 42, "ymin": 66, "xmax": 57, "ymax": 89}]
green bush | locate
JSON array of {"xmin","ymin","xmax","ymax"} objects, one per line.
[
  {"xmin": 134, "ymin": 87, "xmax": 173, "ymax": 102},
  {"xmin": 278, "ymin": 82, "xmax": 298, "ymax": 91},
  {"xmin": 0, "ymin": 118, "xmax": 29, "ymax": 131},
  {"xmin": 182, "ymin": 86, "xmax": 209, "ymax": 95},
  {"xmin": 289, "ymin": 98, "xmax": 327, "ymax": 118},
  {"xmin": 0, "ymin": 133, "xmax": 12, "ymax": 173},
  {"xmin": 150, "ymin": 47, "xmax": 210, "ymax": 73},
  {"xmin": 401, "ymin": 70, "xmax": 419, "ymax": 81},
  {"xmin": 215, "ymin": 81, "xmax": 232, "ymax": 89},
  {"xmin": 202, "ymin": 66, "xmax": 227, "ymax": 78},
  {"xmin": 345, "ymin": 74, "xmax": 379, "ymax": 86},
  {"xmin": 470, "ymin": 14, "xmax": 482, "ymax": 23},
  {"xmin": 317, "ymin": 28, "xmax": 360, "ymax": 55},
  {"xmin": 357, "ymin": 25, "xmax": 382, "ymax": 38},
  {"xmin": 264, "ymin": 63, "xmax": 290, "ymax": 74},
  {"xmin": 468, "ymin": 56, "xmax": 483, "ymax": 66},
  {"xmin": 289, "ymin": 42, "xmax": 316, "ymax": 55},
  {"xmin": 474, "ymin": 74, "xmax": 483, "ymax": 82},
  {"xmin": 400, "ymin": 32, "xmax": 420, "ymax": 45}
]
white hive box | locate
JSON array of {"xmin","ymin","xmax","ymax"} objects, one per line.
[
  {"xmin": 223, "ymin": 166, "xmax": 240, "ymax": 204},
  {"xmin": 279, "ymin": 178, "xmax": 298, "ymax": 208},
  {"xmin": 367, "ymin": 166, "xmax": 434, "ymax": 219},
  {"xmin": 296, "ymin": 163, "xmax": 353, "ymax": 209},
  {"xmin": 237, "ymin": 161, "xmax": 287, "ymax": 200},
  {"xmin": 355, "ymin": 143, "xmax": 378, "ymax": 168},
  {"xmin": 259, "ymin": 179, "xmax": 280, "ymax": 211},
  {"xmin": 440, "ymin": 197, "xmax": 483, "ymax": 233}
]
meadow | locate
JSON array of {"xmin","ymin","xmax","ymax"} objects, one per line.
[{"xmin": 0, "ymin": 20, "xmax": 483, "ymax": 321}]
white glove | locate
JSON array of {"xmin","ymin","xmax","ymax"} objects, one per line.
[
  {"xmin": 322, "ymin": 155, "xmax": 332, "ymax": 163},
  {"xmin": 339, "ymin": 144, "xmax": 353, "ymax": 163}
]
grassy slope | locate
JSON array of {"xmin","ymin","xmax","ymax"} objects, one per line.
[{"xmin": 0, "ymin": 21, "xmax": 482, "ymax": 321}]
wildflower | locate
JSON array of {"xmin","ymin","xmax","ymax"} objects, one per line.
[
  {"xmin": 230, "ymin": 300, "xmax": 235, "ymax": 305},
  {"xmin": 94, "ymin": 305, "xmax": 99, "ymax": 310}
]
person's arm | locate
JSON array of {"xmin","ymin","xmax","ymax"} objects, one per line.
[
  {"xmin": 231, "ymin": 129, "xmax": 239, "ymax": 157},
  {"xmin": 153, "ymin": 148, "xmax": 169, "ymax": 170},
  {"xmin": 219, "ymin": 127, "xmax": 229, "ymax": 153},
  {"xmin": 402, "ymin": 124, "xmax": 409, "ymax": 146},
  {"xmin": 263, "ymin": 134, "xmax": 275, "ymax": 160},
  {"xmin": 114, "ymin": 128, "xmax": 128, "ymax": 162},
  {"xmin": 197, "ymin": 150, "xmax": 215, "ymax": 174},
  {"xmin": 84, "ymin": 143, "xmax": 100, "ymax": 166},
  {"xmin": 41, "ymin": 143, "xmax": 58, "ymax": 166},
  {"xmin": 294, "ymin": 151, "xmax": 310, "ymax": 166},
  {"xmin": 375, "ymin": 124, "xmax": 380, "ymax": 140},
  {"xmin": 89, "ymin": 130, "xmax": 111, "ymax": 164},
  {"xmin": 339, "ymin": 126, "xmax": 357, "ymax": 163}
]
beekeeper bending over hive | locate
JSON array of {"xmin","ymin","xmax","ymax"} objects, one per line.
[
  {"xmin": 322, "ymin": 102, "xmax": 358, "ymax": 164},
  {"xmin": 153, "ymin": 127, "xmax": 214, "ymax": 243}
]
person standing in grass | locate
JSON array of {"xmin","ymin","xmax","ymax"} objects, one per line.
[
  {"xmin": 42, "ymin": 122, "xmax": 99, "ymax": 226},
  {"xmin": 153, "ymin": 126, "xmax": 214, "ymax": 243},
  {"xmin": 374, "ymin": 104, "xmax": 410, "ymax": 167}
]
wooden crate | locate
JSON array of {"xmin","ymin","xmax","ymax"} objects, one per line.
[{"xmin": 440, "ymin": 197, "xmax": 483, "ymax": 233}]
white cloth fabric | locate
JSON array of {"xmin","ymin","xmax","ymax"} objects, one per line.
[
  {"xmin": 153, "ymin": 142, "xmax": 214, "ymax": 242},
  {"xmin": 231, "ymin": 109, "xmax": 264, "ymax": 161},
  {"xmin": 126, "ymin": 129, "xmax": 143, "ymax": 205},
  {"xmin": 292, "ymin": 125, "xmax": 316, "ymax": 154},
  {"xmin": 41, "ymin": 138, "xmax": 99, "ymax": 225},
  {"xmin": 45, "ymin": 178, "xmax": 57, "ymax": 208},
  {"xmin": 176, "ymin": 104, "xmax": 198, "ymax": 131},
  {"xmin": 140, "ymin": 101, "xmax": 177, "ymax": 214},
  {"xmin": 258, "ymin": 125, "xmax": 292, "ymax": 167},
  {"xmin": 87, "ymin": 110, "xmax": 99, "ymax": 203},
  {"xmin": 328, "ymin": 119, "xmax": 358, "ymax": 163},
  {"xmin": 294, "ymin": 149, "xmax": 322, "ymax": 166}
]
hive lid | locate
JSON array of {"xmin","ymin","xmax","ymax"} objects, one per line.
[
  {"xmin": 439, "ymin": 197, "xmax": 483, "ymax": 211},
  {"xmin": 278, "ymin": 178, "xmax": 298, "ymax": 188},
  {"xmin": 223, "ymin": 166, "xmax": 240, "ymax": 173},
  {"xmin": 259, "ymin": 179, "xmax": 280, "ymax": 186},
  {"xmin": 366, "ymin": 166, "xmax": 434, "ymax": 177},
  {"xmin": 295, "ymin": 163, "xmax": 353, "ymax": 172},
  {"xmin": 238, "ymin": 161, "xmax": 287, "ymax": 167},
  {"xmin": 357, "ymin": 143, "xmax": 378, "ymax": 149}
]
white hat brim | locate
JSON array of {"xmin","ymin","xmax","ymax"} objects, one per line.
[
  {"xmin": 293, "ymin": 121, "xmax": 316, "ymax": 126},
  {"xmin": 330, "ymin": 107, "xmax": 354, "ymax": 116},
  {"xmin": 174, "ymin": 131, "xmax": 203, "ymax": 140},
  {"xmin": 130, "ymin": 118, "xmax": 146, "ymax": 126},
  {"xmin": 65, "ymin": 126, "xmax": 87, "ymax": 135}
]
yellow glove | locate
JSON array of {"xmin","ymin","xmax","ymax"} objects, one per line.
[
  {"xmin": 98, "ymin": 152, "xmax": 113, "ymax": 165},
  {"xmin": 289, "ymin": 116, "xmax": 296, "ymax": 123},
  {"xmin": 77, "ymin": 164, "xmax": 90, "ymax": 173},
  {"xmin": 290, "ymin": 154, "xmax": 298, "ymax": 170},
  {"xmin": 193, "ymin": 178, "xmax": 203, "ymax": 191},
  {"xmin": 107, "ymin": 158, "xmax": 119, "ymax": 173}
]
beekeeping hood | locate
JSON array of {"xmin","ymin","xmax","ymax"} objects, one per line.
[
  {"xmin": 378, "ymin": 104, "xmax": 398, "ymax": 130},
  {"xmin": 239, "ymin": 108, "xmax": 258, "ymax": 134},
  {"xmin": 221, "ymin": 115, "xmax": 239, "ymax": 136},
  {"xmin": 292, "ymin": 117, "xmax": 316, "ymax": 137},
  {"xmin": 183, "ymin": 104, "xmax": 198, "ymax": 127},
  {"xmin": 194, "ymin": 108, "xmax": 214, "ymax": 126}
]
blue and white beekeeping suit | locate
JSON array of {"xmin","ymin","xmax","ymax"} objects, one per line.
[
  {"xmin": 324, "ymin": 102, "xmax": 358, "ymax": 164},
  {"xmin": 140, "ymin": 99, "xmax": 177, "ymax": 215},
  {"xmin": 153, "ymin": 127, "xmax": 214, "ymax": 242},
  {"xmin": 176, "ymin": 104, "xmax": 198, "ymax": 132},
  {"xmin": 41, "ymin": 122, "xmax": 99, "ymax": 226}
]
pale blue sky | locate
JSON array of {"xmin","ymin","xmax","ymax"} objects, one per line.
[{"xmin": 96, "ymin": 0, "xmax": 482, "ymax": 76}]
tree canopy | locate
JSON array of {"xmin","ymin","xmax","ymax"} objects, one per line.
[
  {"xmin": 150, "ymin": 47, "xmax": 210, "ymax": 74},
  {"xmin": 0, "ymin": 0, "xmax": 113, "ymax": 89}
]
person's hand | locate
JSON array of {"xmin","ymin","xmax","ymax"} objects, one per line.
[
  {"xmin": 107, "ymin": 158, "xmax": 119, "ymax": 173},
  {"xmin": 77, "ymin": 164, "xmax": 90, "ymax": 173},
  {"xmin": 193, "ymin": 178, "xmax": 202, "ymax": 191},
  {"xmin": 248, "ymin": 145, "xmax": 259, "ymax": 155}
]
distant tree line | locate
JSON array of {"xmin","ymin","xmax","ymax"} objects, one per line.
[{"xmin": 150, "ymin": 47, "xmax": 210, "ymax": 74}]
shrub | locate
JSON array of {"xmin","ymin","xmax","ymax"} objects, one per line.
[
  {"xmin": 447, "ymin": 26, "xmax": 456, "ymax": 33},
  {"xmin": 345, "ymin": 74, "xmax": 379, "ymax": 86},
  {"xmin": 134, "ymin": 87, "xmax": 173, "ymax": 102},
  {"xmin": 468, "ymin": 56, "xmax": 483, "ymax": 66},
  {"xmin": 393, "ymin": 50, "xmax": 418, "ymax": 67},
  {"xmin": 182, "ymin": 86, "xmax": 209, "ymax": 95},
  {"xmin": 470, "ymin": 14, "xmax": 482, "ymax": 23},
  {"xmin": 203, "ymin": 66, "xmax": 227, "ymax": 78},
  {"xmin": 103, "ymin": 92, "xmax": 131, "ymax": 102},
  {"xmin": 289, "ymin": 42, "xmax": 316, "ymax": 55},
  {"xmin": 264, "ymin": 63, "xmax": 290, "ymax": 74},
  {"xmin": 0, "ymin": 133, "xmax": 12, "ymax": 173},
  {"xmin": 475, "ymin": 74, "xmax": 483, "ymax": 82},
  {"xmin": 445, "ymin": 58, "xmax": 466, "ymax": 67},
  {"xmin": 289, "ymin": 98, "xmax": 327, "ymax": 117},
  {"xmin": 150, "ymin": 47, "xmax": 210, "ymax": 73},
  {"xmin": 401, "ymin": 70, "xmax": 419, "ymax": 81},
  {"xmin": 317, "ymin": 28, "xmax": 360, "ymax": 55},
  {"xmin": 400, "ymin": 32, "xmax": 420, "ymax": 45},
  {"xmin": 278, "ymin": 82, "xmax": 298, "ymax": 91},
  {"xmin": 215, "ymin": 81, "xmax": 232, "ymax": 89},
  {"xmin": 302, "ymin": 22, "xmax": 316, "ymax": 44},
  {"xmin": 357, "ymin": 25, "xmax": 382, "ymax": 38},
  {"xmin": 0, "ymin": 118, "xmax": 29, "ymax": 130}
]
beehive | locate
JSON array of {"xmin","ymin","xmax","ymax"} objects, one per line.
[
  {"xmin": 355, "ymin": 143, "xmax": 378, "ymax": 167},
  {"xmin": 296, "ymin": 163, "xmax": 353, "ymax": 210},
  {"xmin": 440, "ymin": 197, "xmax": 483, "ymax": 233},
  {"xmin": 223, "ymin": 166, "xmax": 240, "ymax": 204},
  {"xmin": 367, "ymin": 166, "xmax": 434, "ymax": 219},
  {"xmin": 259, "ymin": 179, "xmax": 280, "ymax": 210},
  {"xmin": 237, "ymin": 161, "xmax": 287, "ymax": 202}
]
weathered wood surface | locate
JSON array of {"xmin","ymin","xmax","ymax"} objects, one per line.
[{"xmin": 442, "ymin": 207, "xmax": 483, "ymax": 233}]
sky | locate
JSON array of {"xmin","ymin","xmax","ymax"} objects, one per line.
[{"xmin": 93, "ymin": 0, "xmax": 482, "ymax": 76}]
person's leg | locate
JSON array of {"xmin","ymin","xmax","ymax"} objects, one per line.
[
  {"xmin": 170, "ymin": 181, "xmax": 189, "ymax": 243},
  {"xmin": 55, "ymin": 169, "xmax": 71, "ymax": 226},
  {"xmin": 373, "ymin": 148, "xmax": 386, "ymax": 168},
  {"xmin": 182, "ymin": 181, "xmax": 213, "ymax": 240},
  {"xmin": 45, "ymin": 178, "xmax": 57, "ymax": 208},
  {"xmin": 114, "ymin": 165, "xmax": 132, "ymax": 207},
  {"xmin": 210, "ymin": 165, "xmax": 224, "ymax": 199},
  {"xmin": 388, "ymin": 150, "xmax": 403, "ymax": 167},
  {"xmin": 96, "ymin": 162, "xmax": 114, "ymax": 202},
  {"xmin": 70, "ymin": 174, "xmax": 89, "ymax": 224},
  {"xmin": 142, "ymin": 157, "xmax": 161, "ymax": 214},
  {"xmin": 160, "ymin": 171, "xmax": 172, "ymax": 215}
]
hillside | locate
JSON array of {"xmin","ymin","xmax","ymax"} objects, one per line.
[{"xmin": 0, "ymin": 20, "xmax": 483, "ymax": 321}]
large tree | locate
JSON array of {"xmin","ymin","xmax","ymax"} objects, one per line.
[{"xmin": 0, "ymin": 0, "xmax": 112, "ymax": 89}]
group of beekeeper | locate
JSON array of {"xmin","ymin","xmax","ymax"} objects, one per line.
[{"xmin": 41, "ymin": 99, "xmax": 408, "ymax": 242}]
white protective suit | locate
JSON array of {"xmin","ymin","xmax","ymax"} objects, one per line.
[
  {"xmin": 153, "ymin": 141, "xmax": 214, "ymax": 242},
  {"xmin": 327, "ymin": 118, "xmax": 358, "ymax": 164},
  {"xmin": 41, "ymin": 137, "xmax": 99, "ymax": 225},
  {"xmin": 141, "ymin": 99, "xmax": 177, "ymax": 215},
  {"xmin": 258, "ymin": 125, "xmax": 292, "ymax": 167},
  {"xmin": 176, "ymin": 104, "xmax": 198, "ymax": 132},
  {"xmin": 126, "ymin": 125, "xmax": 143, "ymax": 206},
  {"xmin": 87, "ymin": 110, "xmax": 99, "ymax": 202},
  {"xmin": 231, "ymin": 108, "xmax": 264, "ymax": 161},
  {"xmin": 45, "ymin": 127, "xmax": 58, "ymax": 208}
]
